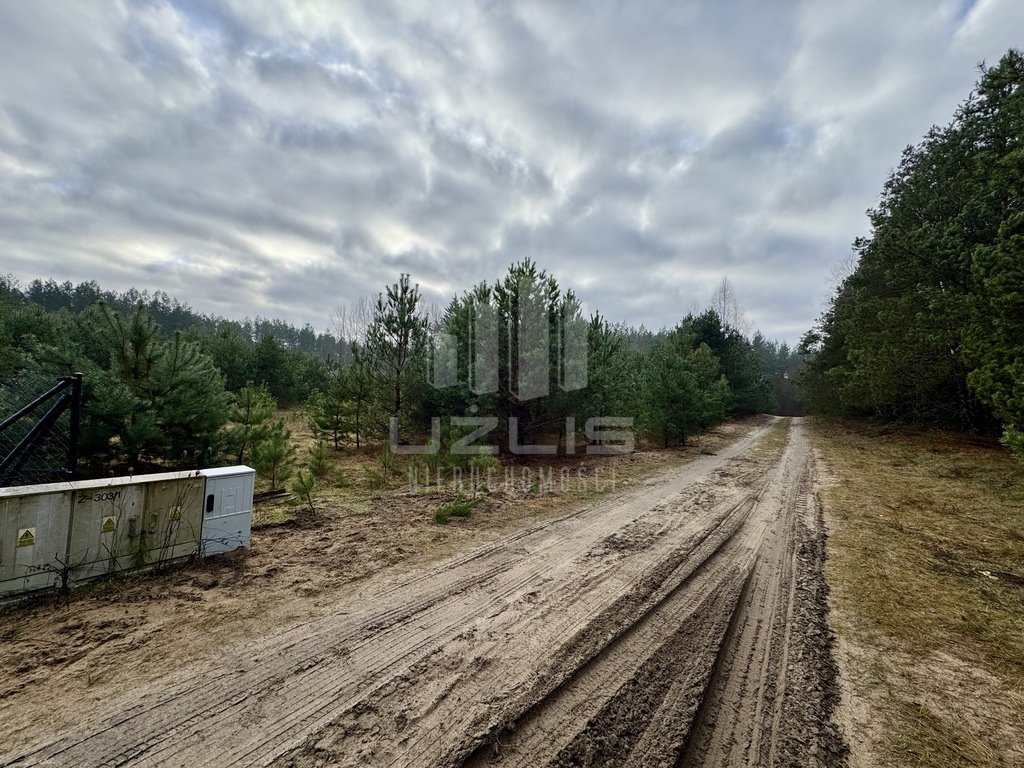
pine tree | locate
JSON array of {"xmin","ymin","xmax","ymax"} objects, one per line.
[
  {"xmin": 226, "ymin": 381, "xmax": 277, "ymax": 463},
  {"xmin": 364, "ymin": 274, "xmax": 428, "ymax": 440},
  {"xmin": 308, "ymin": 439, "xmax": 330, "ymax": 481},
  {"xmin": 155, "ymin": 331, "xmax": 230, "ymax": 466},
  {"xmin": 347, "ymin": 346, "xmax": 373, "ymax": 448},
  {"xmin": 291, "ymin": 470, "xmax": 316, "ymax": 514},
  {"xmin": 306, "ymin": 366, "xmax": 349, "ymax": 449},
  {"xmin": 197, "ymin": 327, "xmax": 253, "ymax": 391},
  {"xmin": 98, "ymin": 303, "xmax": 164, "ymax": 467},
  {"xmin": 968, "ymin": 212, "xmax": 1024, "ymax": 454},
  {"xmin": 252, "ymin": 419, "xmax": 295, "ymax": 489},
  {"xmin": 24, "ymin": 303, "xmax": 231, "ymax": 471},
  {"xmin": 581, "ymin": 313, "xmax": 636, "ymax": 434},
  {"xmin": 251, "ymin": 334, "xmax": 297, "ymax": 403},
  {"xmin": 803, "ymin": 51, "xmax": 1024, "ymax": 435},
  {"xmin": 643, "ymin": 338, "xmax": 700, "ymax": 447}
]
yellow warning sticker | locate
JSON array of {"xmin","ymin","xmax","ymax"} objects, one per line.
[
  {"xmin": 101, "ymin": 516, "xmax": 117, "ymax": 534},
  {"xmin": 17, "ymin": 528, "xmax": 35, "ymax": 547}
]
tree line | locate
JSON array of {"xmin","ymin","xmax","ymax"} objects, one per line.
[
  {"xmin": 800, "ymin": 50, "xmax": 1024, "ymax": 455},
  {"xmin": 0, "ymin": 276, "xmax": 344, "ymax": 402},
  {"xmin": 1, "ymin": 264, "xmax": 802, "ymax": 482}
]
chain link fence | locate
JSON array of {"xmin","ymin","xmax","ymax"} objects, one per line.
[{"xmin": 0, "ymin": 372, "xmax": 81, "ymax": 487}]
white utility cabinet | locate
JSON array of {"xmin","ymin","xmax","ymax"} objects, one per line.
[{"xmin": 199, "ymin": 466, "xmax": 255, "ymax": 556}]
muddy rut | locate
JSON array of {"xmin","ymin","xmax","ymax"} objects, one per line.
[{"xmin": 3, "ymin": 418, "xmax": 847, "ymax": 767}]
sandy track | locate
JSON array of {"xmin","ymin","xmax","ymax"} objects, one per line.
[{"xmin": 3, "ymin": 418, "xmax": 846, "ymax": 768}]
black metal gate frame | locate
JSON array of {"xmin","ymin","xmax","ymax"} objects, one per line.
[{"xmin": 0, "ymin": 373, "xmax": 82, "ymax": 487}]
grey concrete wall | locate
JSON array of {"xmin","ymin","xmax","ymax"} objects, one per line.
[{"xmin": 0, "ymin": 471, "xmax": 206, "ymax": 598}]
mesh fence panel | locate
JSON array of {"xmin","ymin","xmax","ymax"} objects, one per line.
[{"xmin": 0, "ymin": 373, "xmax": 76, "ymax": 487}]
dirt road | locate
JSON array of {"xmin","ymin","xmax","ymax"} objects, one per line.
[{"xmin": 3, "ymin": 418, "xmax": 847, "ymax": 767}]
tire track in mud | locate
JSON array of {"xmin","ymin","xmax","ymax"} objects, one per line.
[
  {"xmin": 462, "ymin": 427, "xmax": 794, "ymax": 768},
  {"xmin": 676, "ymin": 436, "xmax": 847, "ymax": 768},
  {"xmin": 380, "ymin": 493, "xmax": 763, "ymax": 767},
  {"xmin": 2, "ymin": 418, "xmax": 847, "ymax": 768},
  {"xmin": 8, "ymin": 486, "xmax": 746, "ymax": 766}
]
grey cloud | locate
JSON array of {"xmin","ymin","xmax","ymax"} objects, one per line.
[{"xmin": 1, "ymin": 0, "xmax": 1023, "ymax": 343}]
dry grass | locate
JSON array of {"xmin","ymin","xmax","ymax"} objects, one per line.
[
  {"xmin": 809, "ymin": 418, "xmax": 1024, "ymax": 768},
  {"xmin": 752, "ymin": 416, "xmax": 790, "ymax": 457},
  {"xmin": 255, "ymin": 408, "xmax": 768, "ymax": 530}
]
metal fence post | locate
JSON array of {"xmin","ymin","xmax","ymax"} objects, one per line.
[{"xmin": 67, "ymin": 373, "xmax": 83, "ymax": 480}]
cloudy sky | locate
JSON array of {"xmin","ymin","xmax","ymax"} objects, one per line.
[{"xmin": 1, "ymin": 1, "xmax": 1021, "ymax": 343}]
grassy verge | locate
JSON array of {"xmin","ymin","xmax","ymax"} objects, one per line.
[
  {"xmin": 809, "ymin": 418, "xmax": 1024, "ymax": 768},
  {"xmin": 752, "ymin": 416, "xmax": 790, "ymax": 457}
]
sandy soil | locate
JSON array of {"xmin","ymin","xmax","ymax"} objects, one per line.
[{"xmin": 0, "ymin": 418, "xmax": 847, "ymax": 767}]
